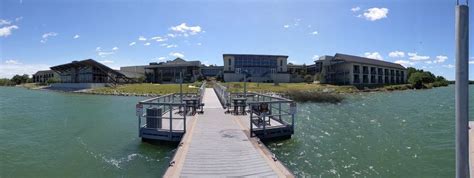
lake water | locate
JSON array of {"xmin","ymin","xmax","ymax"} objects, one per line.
[{"xmin": 0, "ymin": 85, "xmax": 467, "ymax": 177}]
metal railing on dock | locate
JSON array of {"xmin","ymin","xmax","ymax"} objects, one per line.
[
  {"xmin": 213, "ymin": 82, "xmax": 296, "ymax": 140},
  {"xmin": 136, "ymin": 82, "xmax": 206, "ymax": 142}
]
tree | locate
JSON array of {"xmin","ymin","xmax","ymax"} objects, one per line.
[
  {"xmin": 303, "ymin": 75, "xmax": 314, "ymax": 84},
  {"xmin": 10, "ymin": 74, "xmax": 29, "ymax": 85}
]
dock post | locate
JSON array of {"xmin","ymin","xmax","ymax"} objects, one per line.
[
  {"xmin": 138, "ymin": 116, "xmax": 141, "ymax": 137},
  {"xmin": 170, "ymin": 105, "xmax": 173, "ymax": 139},
  {"xmin": 455, "ymin": 2, "xmax": 470, "ymax": 178},
  {"xmin": 278, "ymin": 102, "xmax": 282, "ymax": 121},
  {"xmin": 184, "ymin": 104, "xmax": 187, "ymax": 133},
  {"xmin": 250, "ymin": 108, "xmax": 253, "ymax": 137}
]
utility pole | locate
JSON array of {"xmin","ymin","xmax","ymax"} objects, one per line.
[{"xmin": 455, "ymin": 1, "xmax": 470, "ymax": 178}]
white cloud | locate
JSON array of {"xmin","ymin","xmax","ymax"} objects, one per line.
[
  {"xmin": 362, "ymin": 7, "xmax": 389, "ymax": 21},
  {"xmin": 5, "ymin": 60, "xmax": 21, "ymax": 65},
  {"xmin": 138, "ymin": 36, "xmax": 147, "ymax": 41},
  {"xmin": 98, "ymin": 51, "xmax": 114, "ymax": 57},
  {"xmin": 364, "ymin": 52, "xmax": 383, "ymax": 60},
  {"xmin": 40, "ymin": 32, "xmax": 58, "ymax": 43},
  {"xmin": 157, "ymin": 57, "xmax": 167, "ymax": 62},
  {"xmin": 15, "ymin": 17, "xmax": 23, "ymax": 22},
  {"xmin": 0, "ymin": 25, "xmax": 19, "ymax": 37},
  {"xmin": 151, "ymin": 36, "xmax": 167, "ymax": 42},
  {"xmin": 144, "ymin": 42, "xmax": 151, "ymax": 46},
  {"xmin": 388, "ymin": 51, "xmax": 405, "ymax": 58},
  {"xmin": 443, "ymin": 64, "xmax": 455, "ymax": 68},
  {"xmin": 196, "ymin": 42, "xmax": 202, "ymax": 46},
  {"xmin": 73, "ymin": 34, "xmax": 80, "ymax": 39},
  {"xmin": 129, "ymin": 42, "xmax": 136, "ymax": 46},
  {"xmin": 434, "ymin": 55, "xmax": 447, "ymax": 63},
  {"xmin": 312, "ymin": 55, "xmax": 320, "ymax": 60},
  {"xmin": 167, "ymin": 33, "xmax": 176, "ymax": 38},
  {"xmin": 408, "ymin": 52, "xmax": 430, "ymax": 61},
  {"xmin": 0, "ymin": 62, "xmax": 50, "ymax": 78},
  {"xmin": 170, "ymin": 23, "xmax": 202, "ymax": 36},
  {"xmin": 394, "ymin": 60, "xmax": 415, "ymax": 67},
  {"xmin": 0, "ymin": 19, "xmax": 11, "ymax": 25},
  {"xmin": 98, "ymin": 60, "xmax": 114, "ymax": 64},
  {"xmin": 351, "ymin": 7, "xmax": 361, "ymax": 12},
  {"xmin": 311, "ymin": 31, "xmax": 318, "ymax": 35},
  {"xmin": 283, "ymin": 24, "xmax": 290, "ymax": 28},
  {"xmin": 96, "ymin": 47, "xmax": 116, "ymax": 57},
  {"xmin": 166, "ymin": 44, "xmax": 178, "ymax": 48},
  {"xmin": 469, "ymin": 60, "xmax": 474, "ymax": 64},
  {"xmin": 169, "ymin": 52, "xmax": 184, "ymax": 58}
]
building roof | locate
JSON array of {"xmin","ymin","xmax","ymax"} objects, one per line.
[
  {"xmin": 34, "ymin": 70, "xmax": 55, "ymax": 75},
  {"xmin": 146, "ymin": 58, "xmax": 201, "ymax": 68},
  {"xmin": 334, "ymin": 53, "xmax": 406, "ymax": 70},
  {"xmin": 50, "ymin": 59, "xmax": 127, "ymax": 77},
  {"xmin": 223, "ymin": 54, "xmax": 288, "ymax": 58}
]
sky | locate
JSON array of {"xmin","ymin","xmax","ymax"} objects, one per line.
[{"xmin": 0, "ymin": 0, "xmax": 472, "ymax": 79}]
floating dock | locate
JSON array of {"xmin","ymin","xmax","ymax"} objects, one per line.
[
  {"xmin": 136, "ymin": 83, "xmax": 296, "ymax": 177},
  {"xmin": 164, "ymin": 88, "xmax": 293, "ymax": 177}
]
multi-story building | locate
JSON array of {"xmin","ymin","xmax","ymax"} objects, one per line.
[
  {"xmin": 50, "ymin": 59, "xmax": 130, "ymax": 84},
  {"xmin": 145, "ymin": 58, "xmax": 201, "ymax": 83},
  {"xmin": 315, "ymin": 53, "xmax": 407, "ymax": 85},
  {"xmin": 32, "ymin": 70, "xmax": 59, "ymax": 83},
  {"xmin": 222, "ymin": 54, "xmax": 290, "ymax": 83},
  {"xmin": 200, "ymin": 65, "xmax": 223, "ymax": 78}
]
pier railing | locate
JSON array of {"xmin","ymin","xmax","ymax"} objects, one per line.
[
  {"xmin": 238, "ymin": 92, "xmax": 296, "ymax": 139},
  {"xmin": 213, "ymin": 82, "xmax": 229, "ymax": 108},
  {"xmin": 213, "ymin": 82, "xmax": 296, "ymax": 139},
  {"xmin": 136, "ymin": 82, "xmax": 206, "ymax": 142}
]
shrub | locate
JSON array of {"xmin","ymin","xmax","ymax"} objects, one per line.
[
  {"xmin": 303, "ymin": 75, "xmax": 314, "ymax": 84},
  {"xmin": 285, "ymin": 89, "xmax": 344, "ymax": 103}
]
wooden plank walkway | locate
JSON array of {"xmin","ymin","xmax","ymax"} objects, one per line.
[{"xmin": 164, "ymin": 88, "xmax": 293, "ymax": 177}]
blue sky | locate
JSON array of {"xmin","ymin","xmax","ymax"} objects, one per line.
[{"xmin": 0, "ymin": 0, "xmax": 471, "ymax": 79}]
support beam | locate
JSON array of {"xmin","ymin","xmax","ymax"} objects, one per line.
[{"xmin": 455, "ymin": 4, "xmax": 470, "ymax": 178}]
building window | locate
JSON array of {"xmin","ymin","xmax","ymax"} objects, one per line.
[
  {"xmin": 378, "ymin": 68, "xmax": 383, "ymax": 75},
  {"xmin": 362, "ymin": 66, "xmax": 368, "ymax": 74},
  {"xmin": 280, "ymin": 60, "xmax": 283, "ymax": 66},
  {"xmin": 363, "ymin": 75, "xmax": 368, "ymax": 83},
  {"xmin": 370, "ymin": 67, "xmax": 376, "ymax": 75},
  {"xmin": 378, "ymin": 76, "xmax": 383, "ymax": 83},
  {"xmin": 371, "ymin": 75, "xmax": 376, "ymax": 83},
  {"xmin": 353, "ymin": 65, "xmax": 360, "ymax": 74},
  {"xmin": 228, "ymin": 58, "xmax": 232, "ymax": 66},
  {"xmin": 353, "ymin": 74, "xmax": 360, "ymax": 83}
]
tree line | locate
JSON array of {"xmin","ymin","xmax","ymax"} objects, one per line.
[
  {"xmin": 407, "ymin": 67, "xmax": 449, "ymax": 89},
  {"xmin": 0, "ymin": 74, "xmax": 32, "ymax": 86}
]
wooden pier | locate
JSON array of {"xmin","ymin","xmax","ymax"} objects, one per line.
[{"xmin": 163, "ymin": 88, "xmax": 293, "ymax": 177}]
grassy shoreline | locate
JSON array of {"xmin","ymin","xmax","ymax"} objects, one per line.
[{"xmin": 13, "ymin": 81, "xmax": 449, "ymax": 102}]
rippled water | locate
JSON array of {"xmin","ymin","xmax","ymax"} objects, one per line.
[
  {"xmin": 0, "ymin": 85, "xmax": 467, "ymax": 177},
  {"xmin": 267, "ymin": 85, "xmax": 465, "ymax": 177},
  {"xmin": 0, "ymin": 87, "xmax": 175, "ymax": 177}
]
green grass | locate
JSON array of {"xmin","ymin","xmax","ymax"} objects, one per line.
[
  {"xmin": 219, "ymin": 82, "xmax": 354, "ymax": 103},
  {"xmin": 89, "ymin": 82, "xmax": 202, "ymax": 95},
  {"xmin": 223, "ymin": 82, "xmax": 357, "ymax": 93}
]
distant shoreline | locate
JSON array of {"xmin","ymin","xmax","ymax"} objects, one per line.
[{"xmin": 4, "ymin": 82, "xmax": 453, "ymax": 103}]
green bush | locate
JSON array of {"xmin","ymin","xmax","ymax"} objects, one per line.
[
  {"xmin": 285, "ymin": 89, "xmax": 344, "ymax": 103},
  {"xmin": 303, "ymin": 75, "xmax": 314, "ymax": 84}
]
